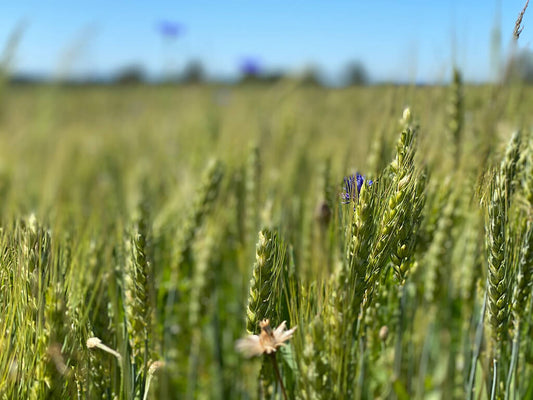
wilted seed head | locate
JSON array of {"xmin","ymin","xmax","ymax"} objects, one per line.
[
  {"xmin": 87, "ymin": 337, "xmax": 122, "ymax": 361},
  {"xmin": 379, "ymin": 326, "xmax": 389, "ymax": 341},
  {"xmin": 27, "ymin": 213, "xmax": 38, "ymax": 234},
  {"xmin": 315, "ymin": 200, "xmax": 332, "ymax": 226},
  {"xmin": 236, "ymin": 319, "xmax": 297, "ymax": 358},
  {"xmin": 86, "ymin": 337, "xmax": 102, "ymax": 349},
  {"xmin": 402, "ymin": 107, "xmax": 412, "ymax": 124},
  {"xmin": 148, "ymin": 360, "xmax": 165, "ymax": 375}
]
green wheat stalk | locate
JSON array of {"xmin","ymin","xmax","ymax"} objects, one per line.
[
  {"xmin": 246, "ymin": 228, "xmax": 281, "ymax": 334},
  {"xmin": 446, "ymin": 68, "xmax": 464, "ymax": 165},
  {"xmin": 486, "ymin": 131, "xmax": 521, "ymax": 400}
]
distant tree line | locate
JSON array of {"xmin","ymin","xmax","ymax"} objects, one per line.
[{"xmin": 7, "ymin": 60, "xmax": 371, "ymax": 87}]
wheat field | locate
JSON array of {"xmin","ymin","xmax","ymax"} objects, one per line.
[{"xmin": 0, "ymin": 78, "xmax": 533, "ymax": 399}]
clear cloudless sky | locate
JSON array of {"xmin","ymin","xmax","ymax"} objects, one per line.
[{"xmin": 0, "ymin": 0, "xmax": 531, "ymax": 83}]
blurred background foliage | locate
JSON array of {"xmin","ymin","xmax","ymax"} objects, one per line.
[{"xmin": 1, "ymin": 2, "xmax": 533, "ymax": 399}]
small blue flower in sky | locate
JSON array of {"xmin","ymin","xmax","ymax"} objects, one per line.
[
  {"xmin": 157, "ymin": 21, "xmax": 185, "ymax": 38},
  {"xmin": 341, "ymin": 173, "xmax": 372, "ymax": 204},
  {"xmin": 240, "ymin": 57, "xmax": 261, "ymax": 77}
]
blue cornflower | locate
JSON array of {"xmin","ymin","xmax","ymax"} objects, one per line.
[
  {"xmin": 157, "ymin": 21, "xmax": 185, "ymax": 38},
  {"xmin": 341, "ymin": 175, "xmax": 356, "ymax": 204},
  {"xmin": 356, "ymin": 173, "xmax": 364, "ymax": 193},
  {"xmin": 240, "ymin": 57, "xmax": 261, "ymax": 77},
  {"xmin": 341, "ymin": 173, "xmax": 373, "ymax": 204}
]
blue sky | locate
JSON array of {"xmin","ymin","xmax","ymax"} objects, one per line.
[{"xmin": 0, "ymin": 1, "xmax": 530, "ymax": 83}]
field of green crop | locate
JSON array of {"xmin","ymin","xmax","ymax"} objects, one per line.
[{"xmin": 0, "ymin": 77, "xmax": 533, "ymax": 399}]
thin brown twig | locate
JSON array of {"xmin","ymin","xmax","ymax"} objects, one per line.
[{"xmin": 514, "ymin": 0, "xmax": 530, "ymax": 41}]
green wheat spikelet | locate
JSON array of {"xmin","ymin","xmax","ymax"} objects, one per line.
[
  {"xmin": 189, "ymin": 221, "xmax": 220, "ymax": 327},
  {"xmin": 347, "ymin": 177, "xmax": 375, "ymax": 282},
  {"xmin": 424, "ymin": 188, "xmax": 457, "ymax": 302},
  {"xmin": 513, "ymin": 222, "xmax": 533, "ymax": 320},
  {"xmin": 175, "ymin": 159, "xmax": 224, "ymax": 276},
  {"xmin": 487, "ymin": 176, "xmax": 508, "ymax": 346},
  {"xmin": 512, "ymin": 136, "xmax": 533, "ymax": 325},
  {"xmin": 125, "ymin": 229, "xmax": 152, "ymax": 368},
  {"xmin": 124, "ymin": 190, "xmax": 155, "ymax": 398},
  {"xmin": 446, "ymin": 68, "xmax": 464, "ymax": 164},
  {"xmin": 246, "ymin": 228, "xmax": 279, "ymax": 334},
  {"xmin": 245, "ymin": 145, "xmax": 261, "ymax": 247},
  {"xmin": 18, "ymin": 215, "xmax": 53, "ymax": 399},
  {"xmin": 340, "ymin": 177, "xmax": 377, "ymax": 319},
  {"xmin": 365, "ymin": 108, "xmax": 419, "ymax": 300},
  {"xmin": 299, "ymin": 316, "xmax": 331, "ymax": 400},
  {"xmin": 391, "ymin": 168, "xmax": 426, "ymax": 285},
  {"xmin": 486, "ymin": 131, "xmax": 521, "ymax": 346}
]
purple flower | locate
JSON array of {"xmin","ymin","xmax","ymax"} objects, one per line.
[
  {"xmin": 341, "ymin": 175, "xmax": 356, "ymax": 204},
  {"xmin": 157, "ymin": 21, "xmax": 185, "ymax": 38},
  {"xmin": 341, "ymin": 173, "xmax": 372, "ymax": 204},
  {"xmin": 240, "ymin": 57, "xmax": 261, "ymax": 77},
  {"xmin": 356, "ymin": 173, "xmax": 364, "ymax": 193}
]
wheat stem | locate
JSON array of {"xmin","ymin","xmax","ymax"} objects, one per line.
[
  {"xmin": 268, "ymin": 353, "xmax": 288, "ymax": 400},
  {"xmin": 467, "ymin": 290, "xmax": 487, "ymax": 400}
]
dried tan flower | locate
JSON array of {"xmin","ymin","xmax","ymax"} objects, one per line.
[
  {"xmin": 148, "ymin": 360, "xmax": 165, "ymax": 375},
  {"xmin": 86, "ymin": 336, "xmax": 122, "ymax": 361},
  {"xmin": 86, "ymin": 337, "xmax": 102, "ymax": 348},
  {"xmin": 236, "ymin": 319, "xmax": 297, "ymax": 358},
  {"xmin": 379, "ymin": 325, "xmax": 389, "ymax": 341}
]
